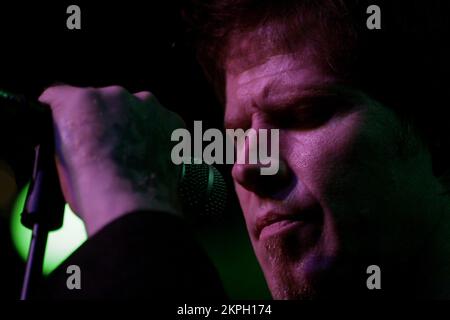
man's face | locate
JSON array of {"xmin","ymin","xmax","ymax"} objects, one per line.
[{"xmin": 224, "ymin": 26, "xmax": 439, "ymax": 299}]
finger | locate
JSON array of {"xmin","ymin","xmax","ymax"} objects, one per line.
[
  {"xmin": 98, "ymin": 85, "xmax": 128, "ymax": 98},
  {"xmin": 38, "ymin": 84, "xmax": 81, "ymax": 106},
  {"xmin": 133, "ymin": 91, "xmax": 154, "ymax": 102}
]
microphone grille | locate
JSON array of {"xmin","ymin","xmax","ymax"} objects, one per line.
[{"xmin": 178, "ymin": 163, "xmax": 227, "ymax": 220}]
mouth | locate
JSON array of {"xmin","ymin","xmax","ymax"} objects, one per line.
[{"xmin": 255, "ymin": 204, "xmax": 323, "ymax": 240}]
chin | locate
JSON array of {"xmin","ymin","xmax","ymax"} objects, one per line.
[
  {"xmin": 263, "ymin": 251, "xmax": 337, "ymax": 300},
  {"xmin": 259, "ymin": 239, "xmax": 372, "ymax": 300}
]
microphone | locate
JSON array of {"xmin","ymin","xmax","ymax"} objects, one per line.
[{"xmin": 0, "ymin": 89, "xmax": 227, "ymax": 221}]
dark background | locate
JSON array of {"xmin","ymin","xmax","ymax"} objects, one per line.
[{"xmin": 0, "ymin": 1, "xmax": 270, "ymax": 299}]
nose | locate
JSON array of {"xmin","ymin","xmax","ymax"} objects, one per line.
[{"xmin": 231, "ymin": 159, "xmax": 293, "ymax": 199}]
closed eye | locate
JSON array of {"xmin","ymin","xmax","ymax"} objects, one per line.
[{"xmin": 267, "ymin": 94, "xmax": 352, "ymax": 130}]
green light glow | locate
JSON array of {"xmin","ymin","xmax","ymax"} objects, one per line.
[{"xmin": 10, "ymin": 184, "xmax": 88, "ymax": 275}]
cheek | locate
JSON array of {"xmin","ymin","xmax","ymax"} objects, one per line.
[
  {"xmin": 284, "ymin": 107, "xmax": 405, "ymax": 250},
  {"xmin": 284, "ymin": 106, "xmax": 402, "ymax": 220},
  {"xmin": 283, "ymin": 111, "xmax": 368, "ymax": 201}
]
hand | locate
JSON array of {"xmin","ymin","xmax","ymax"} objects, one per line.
[{"xmin": 39, "ymin": 85, "xmax": 184, "ymax": 236}]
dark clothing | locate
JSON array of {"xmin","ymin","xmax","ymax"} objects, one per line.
[
  {"xmin": 40, "ymin": 211, "xmax": 227, "ymax": 299},
  {"xmin": 0, "ymin": 217, "xmax": 24, "ymax": 300}
]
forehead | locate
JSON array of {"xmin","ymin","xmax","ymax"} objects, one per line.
[
  {"xmin": 224, "ymin": 20, "xmax": 314, "ymax": 75},
  {"xmin": 227, "ymin": 52, "xmax": 335, "ymax": 106},
  {"xmin": 224, "ymin": 29, "xmax": 338, "ymax": 123}
]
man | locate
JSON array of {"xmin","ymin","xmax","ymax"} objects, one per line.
[{"xmin": 40, "ymin": 0, "xmax": 450, "ymax": 299}]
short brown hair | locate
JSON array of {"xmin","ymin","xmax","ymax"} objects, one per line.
[{"xmin": 182, "ymin": 0, "xmax": 450, "ymax": 177}]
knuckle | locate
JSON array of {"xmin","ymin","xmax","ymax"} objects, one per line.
[
  {"xmin": 136, "ymin": 91, "xmax": 153, "ymax": 101},
  {"xmin": 80, "ymin": 86, "xmax": 97, "ymax": 96},
  {"xmin": 77, "ymin": 87, "xmax": 100, "ymax": 103},
  {"xmin": 101, "ymin": 85, "xmax": 128, "ymax": 98}
]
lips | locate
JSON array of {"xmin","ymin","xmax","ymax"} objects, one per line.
[{"xmin": 255, "ymin": 204, "xmax": 323, "ymax": 240}]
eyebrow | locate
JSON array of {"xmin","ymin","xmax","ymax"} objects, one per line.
[
  {"xmin": 256, "ymin": 82, "xmax": 349, "ymax": 113},
  {"xmin": 224, "ymin": 86, "xmax": 334, "ymax": 128},
  {"xmin": 224, "ymin": 79, "xmax": 360, "ymax": 129}
]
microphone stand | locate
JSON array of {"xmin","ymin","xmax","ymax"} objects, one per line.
[{"xmin": 19, "ymin": 101, "xmax": 65, "ymax": 300}]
